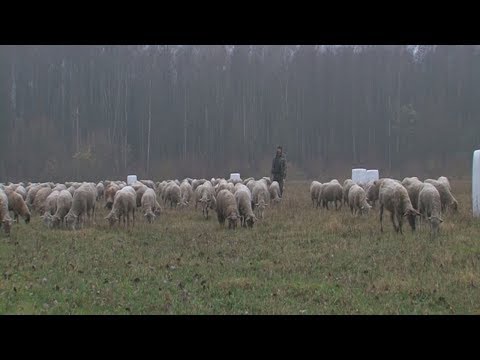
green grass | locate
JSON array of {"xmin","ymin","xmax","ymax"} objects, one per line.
[{"xmin": 1, "ymin": 180, "xmax": 480, "ymax": 314}]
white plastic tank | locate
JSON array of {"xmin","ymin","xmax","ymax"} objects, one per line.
[
  {"xmin": 127, "ymin": 175, "xmax": 137, "ymax": 186},
  {"xmin": 473, "ymin": 150, "xmax": 480, "ymax": 217},
  {"xmin": 366, "ymin": 169, "xmax": 379, "ymax": 183},
  {"xmin": 230, "ymin": 173, "xmax": 241, "ymax": 181},
  {"xmin": 352, "ymin": 168, "xmax": 367, "ymax": 185}
]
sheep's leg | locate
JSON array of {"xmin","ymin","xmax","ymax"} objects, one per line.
[
  {"xmin": 380, "ymin": 205, "xmax": 384, "ymax": 232},
  {"xmin": 132, "ymin": 208, "xmax": 135, "ymax": 227}
]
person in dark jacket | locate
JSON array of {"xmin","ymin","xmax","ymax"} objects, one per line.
[{"xmin": 271, "ymin": 146, "xmax": 287, "ymax": 197}]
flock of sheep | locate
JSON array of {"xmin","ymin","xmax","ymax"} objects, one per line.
[
  {"xmin": 0, "ymin": 174, "xmax": 459, "ymax": 237},
  {"xmin": 311, "ymin": 176, "xmax": 458, "ymax": 235},
  {"xmin": 0, "ymin": 176, "xmax": 284, "ymax": 236}
]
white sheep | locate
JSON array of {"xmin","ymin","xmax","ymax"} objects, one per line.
[
  {"xmin": 65, "ymin": 183, "xmax": 97, "ymax": 230},
  {"xmin": 269, "ymin": 181, "xmax": 281, "ymax": 204},
  {"xmin": 320, "ymin": 180, "xmax": 343, "ymax": 210},
  {"xmin": 401, "ymin": 177, "xmax": 425, "ymax": 210},
  {"xmin": 378, "ymin": 179, "xmax": 420, "ymax": 234},
  {"xmin": 141, "ymin": 188, "xmax": 158, "ymax": 223},
  {"xmin": 179, "ymin": 180, "xmax": 194, "ymax": 208},
  {"xmin": 0, "ymin": 190, "xmax": 13, "ymax": 235},
  {"xmin": 48, "ymin": 190, "xmax": 73, "ymax": 229},
  {"xmin": 252, "ymin": 180, "xmax": 270, "ymax": 219},
  {"xmin": 216, "ymin": 189, "xmax": 239, "ymax": 229},
  {"xmin": 343, "ymin": 179, "xmax": 355, "ymax": 206},
  {"xmin": 234, "ymin": 187, "xmax": 257, "ymax": 228},
  {"xmin": 105, "ymin": 186, "xmax": 136, "ymax": 228},
  {"xmin": 5, "ymin": 189, "xmax": 31, "ymax": 224},
  {"xmin": 418, "ymin": 183, "xmax": 443, "ymax": 235},
  {"xmin": 348, "ymin": 184, "xmax": 371, "ymax": 216},
  {"xmin": 424, "ymin": 179, "xmax": 458, "ymax": 213},
  {"xmin": 164, "ymin": 182, "xmax": 181, "ymax": 208}
]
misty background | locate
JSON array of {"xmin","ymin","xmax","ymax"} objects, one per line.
[{"xmin": 0, "ymin": 45, "xmax": 478, "ymax": 182}]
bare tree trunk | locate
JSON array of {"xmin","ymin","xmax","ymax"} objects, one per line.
[{"xmin": 147, "ymin": 79, "xmax": 152, "ymax": 176}]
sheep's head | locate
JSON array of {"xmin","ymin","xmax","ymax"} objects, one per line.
[
  {"xmin": 24, "ymin": 212, "xmax": 31, "ymax": 224},
  {"xmin": 254, "ymin": 200, "xmax": 268, "ymax": 219},
  {"xmin": 105, "ymin": 212, "xmax": 118, "ymax": 227},
  {"xmin": 105, "ymin": 201, "xmax": 113, "ymax": 210},
  {"xmin": 52, "ymin": 215, "xmax": 62, "ymax": 228},
  {"xmin": 65, "ymin": 213, "xmax": 78, "ymax": 230},
  {"xmin": 154, "ymin": 207, "xmax": 161, "ymax": 216},
  {"xmin": 144, "ymin": 211, "xmax": 155, "ymax": 224},
  {"xmin": 428, "ymin": 216, "xmax": 443, "ymax": 234},
  {"xmin": 227, "ymin": 213, "xmax": 239, "ymax": 230},
  {"xmin": 41, "ymin": 213, "xmax": 53, "ymax": 227},
  {"xmin": 403, "ymin": 208, "xmax": 421, "ymax": 231},
  {"xmin": 361, "ymin": 203, "xmax": 372, "ymax": 216},
  {"xmin": 450, "ymin": 200, "xmax": 458, "ymax": 212},
  {"xmin": 2, "ymin": 218, "xmax": 13, "ymax": 235},
  {"xmin": 245, "ymin": 214, "xmax": 257, "ymax": 228}
]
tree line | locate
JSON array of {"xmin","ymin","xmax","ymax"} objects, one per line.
[{"xmin": 0, "ymin": 45, "xmax": 479, "ymax": 182}]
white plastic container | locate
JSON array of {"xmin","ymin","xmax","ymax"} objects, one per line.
[
  {"xmin": 366, "ymin": 169, "xmax": 379, "ymax": 183},
  {"xmin": 127, "ymin": 175, "xmax": 137, "ymax": 186},
  {"xmin": 473, "ymin": 150, "xmax": 480, "ymax": 217},
  {"xmin": 352, "ymin": 168, "xmax": 367, "ymax": 185},
  {"xmin": 230, "ymin": 173, "xmax": 241, "ymax": 181}
]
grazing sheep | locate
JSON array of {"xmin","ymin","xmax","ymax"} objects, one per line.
[
  {"xmin": 401, "ymin": 177, "xmax": 425, "ymax": 210},
  {"xmin": 105, "ymin": 186, "xmax": 136, "ymax": 228},
  {"xmin": 437, "ymin": 176, "xmax": 451, "ymax": 192},
  {"xmin": 246, "ymin": 179, "xmax": 256, "ymax": 194},
  {"xmin": 0, "ymin": 190, "xmax": 13, "ymax": 235},
  {"xmin": 378, "ymin": 179, "xmax": 420, "ymax": 234},
  {"xmin": 343, "ymin": 179, "xmax": 355, "ymax": 206},
  {"xmin": 164, "ymin": 182, "xmax": 181, "ymax": 208},
  {"xmin": 179, "ymin": 181, "xmax": 194, "ymax": 208},
  {"xmin": 234, "ymin": 188, "xmax": 257, "ymax": 228},
  {"xmin": 141, "ymin": 188, "xmax": 157, "ymax": 223},
  {"xmin": 348, "ymin": 184, "xmax": 372, "ymax": 216},
  {"xmin": 252, "ymin": 181, "xmax": 270, "ymax": 219},
  {"xmin": 5, "ymin": 189, "xmax": 30, "ymax": 224},
  {"xmin": 134, "ymin": 184, "xmax": 149, "ymax": 208},
  {"xmin": 192, "ymin": 179, "xmax": 207, "ymax": 191},
  {"xmin": 15, "ymin": 186, "xmax": 27, "ymax": 200},
  {"xmin": 216, "ymin": 189, "xmax": 239, "ymax": 229},
  {"xmin": 424, "ymin": 179, "xmax": 458, "ymax": 213},
  {"xmin": 26, "ymin": 184, "xmax": 44, "ymax": 210},
  {"xmin": 52, "ymin": 184, "xmax": 67, "ymax": 192},
  {"xmin": 418, "ymin": 183, "xmax": 443, "ymax": 235},
  {"xmin": 47, "ymin": 190, "xmax": 73, "ymax": 229},
  {"xmin": 44, "ymin": 190, "xmax": 60, "ymax": 216},
  {"xmin": 243, "ymin": 177, "xmax": 254, "ymax": 185},
  {"xmin": 105, "ymin": 183, "xmax": 120, "ymax": 210},
  {"xmin": 33, "ymin": 187, "xmax": 53, "ymax": 215},
  {"xmin": 96, "ymin": 182, "xmax": 105, "ymax": 201},
  {"xmin": 156, "ymin": 181, "xmax": 168, "ymax": 200},
  {"xmin": 269, "ymin": 181, "xmax": 282, "ymax": 204},
  {"xmin": 195, "ymin": 182, "xmax": 216, "ymax": 219},
  {"xmin": 226, "ymin": 182, "xmax": 235, "ymax": 194},
  {"xmin": 215, "ymin": 179, "xmax": 229, "ymax": 196},
  {"xmin": 140, "ymin": 180, "xmax": 155, "ymax": 189},
  {"xmin": 320, "ymin": 180, "xmax": 343, "ymax": 210},
  {"xmin": 64, "ymin": 183, "xmax": 97, "ymax": 230},
  {"xmin": 366, "ymin": 178, "xmax": 401, "ymax": 207}
]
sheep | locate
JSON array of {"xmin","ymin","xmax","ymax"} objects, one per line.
[
  {"xmin": 252, "ymin": 180, "xmax": 270, "ymax": 219},
  {"xmin": 64, "ymin": 183, "xmax": 97, "ymax": 230},
  {"xmin": 134, "ymin": 184, "xmax": 149, "ymax": 208},
  {"xmin": 15, "ymin": 185, "xmax": 27, "ymax": 200},
  {"xmin": 105, "ymin": 183, "xmax": 120, "ymax": 210},
  {"xmin": 5, "ymin": 189, "xmax": 31, "ymax": 224},
  {"xmin": 437, "ymin": 176, "xmax": 451, "ymax": 192},
  {"xmin": 215, "ymin": 179, "xmax": 229, "ymax": 196},
  {"xmin": 243, "ymin": 177, "xmax": 254, "ymax": 185},
  {"xmin": 343, "ymin": 179, "xmax": 355, "ymax": 206},
  {"xmin": 44, "ymin": 190, "xmax": 60, "ymax": 216},
  {"xmin": 96, "ymin": 182, "xmax": 105, "ymax": 201},
  {"xmin": 269, "ymin": 181, "xmax": 282, "ymax": 204},
  {"xmin": 348, "ymin": 184, "xmax": 372, "ymax": 216},
  {"xmin": 47, "ymin": 190, "xmax": 73, "ymax": 229},
  {"xmin": 234, "ymin": 187, "xmax": 257, "ymax": 228},
  {"xmin": 226, "ymin": 182, "xmax": 235, "ymax": 194},
  {"xmin": 246, "ymin": 179, "xmax": 256, "ymax": 194},
  {"xmin": 309, "ymin": 181, "xmax": 324, "ymax": 208},
  {"xmin": 378, "ymin": 179, "xmax": 420, "ymax": 234},
  {"xmin": 141, "ymin": 188, "xmax": 157, "ymax": 223},
  {"xmin": 52, "ymin": 184, "xmax": 67, "ymax": 192},
  {"xmin": 0, "ymin": 190, "xmax": 13, "ymax": 236},
  {"xmin": 195, "ymin": 182, "xmax": 216, "ymax": 219},
  {"xmin": 320, "ymin": 180, "xmax": 343, "ymax": 210},
  {"xmin": 105, "ymin": 186, "xmax": 136, "ymax": 228},
  {"xmin": 192, "ymin": 179, "xmax": 207, "ymax": 191},
  {"xmin": 418, "ymin": 183, "xmax": 443, "ymax": 235},
  {"xmin": 366, "ymin": 178, "xmax": 401, "ymax": 207},
  {"xmin": 33, "ymin": 187, "xmax": 53, "ymax": 215},
  {"xmin": 140, "ymin": 180, "xmax": 155, "ymax": 189},
  {"xmin": 216, "ymin": 189, "xmax": 239, "ymax": 229},
  {"xmin": 424, "ymin": 179, "xmax": 458, "ymax": 213},
  {"xmin": 25, "ymin": 184, "xmax": 44, "ymax": 210},
  {"xmin": 179, "ymin": 181, "xmax": 194, "ymax": 208},
  {"xmin": 401, "ymin": 177, "xmax": 425, "ymax": 210},
  {"xmin": 156, "ymin": 181, "xmax": 168, "ymax": 200},
  {"xmin": 164, "ymin": 182, "xmax": 181, "ymax": 208}
]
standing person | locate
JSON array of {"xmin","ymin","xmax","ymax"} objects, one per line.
[{"xmin": 271, "ymin": 146, "xmax": 287, "ymax": 197}]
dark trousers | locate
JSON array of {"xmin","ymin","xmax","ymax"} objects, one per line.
[{"xmin": 273, "ymin": 177, "xmax": 284, "ymax": 197}]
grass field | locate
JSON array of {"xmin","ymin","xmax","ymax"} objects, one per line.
[{"xmin": 1, "ymin": 180, "xmax": 480, "ymax": 315}]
